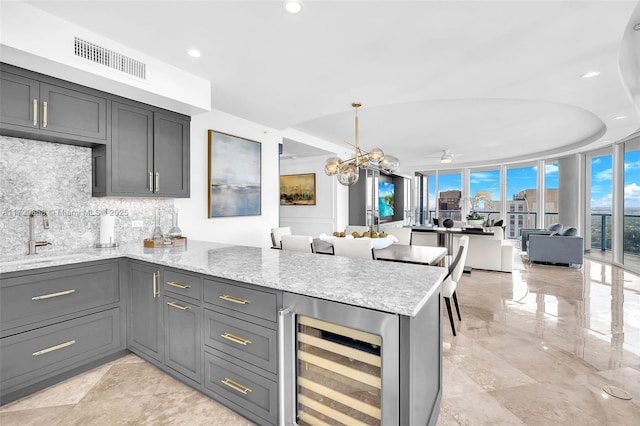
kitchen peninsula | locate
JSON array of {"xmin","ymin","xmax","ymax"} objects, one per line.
[{"xmin": 0, "ymin": 241, "xmax": 446, "ymax": 425}]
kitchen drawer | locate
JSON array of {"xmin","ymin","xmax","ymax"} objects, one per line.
[
  {"xmin": 0, "ymin": 308, "xmax": 121, "ymax": 393},
  {"xmin": 1, "ymin": 262, "xmax": 119, "ymax": 332},
  {"xmin": 163, "ymin": 268, "xmax": 202, "ymax": 301},
  {"xmin": 204, "ymin": 351, "xmax": 277, "ymax": 425},
  {"xmin": 204, "ymin": 309, "xmax": 277, "ymax": 374},
  {"xmin": 204, "ymin": 279, "xmax": 278, "ymax": 323}
]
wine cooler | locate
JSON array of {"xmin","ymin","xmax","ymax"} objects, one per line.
[{"xmin": 279, "ymin": 293, "xmax": 400, "ymax": 425}]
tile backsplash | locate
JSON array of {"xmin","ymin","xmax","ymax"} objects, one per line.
[{"xmin": 0, "ymin": 136, "xmax": 176, "ymax": 257}]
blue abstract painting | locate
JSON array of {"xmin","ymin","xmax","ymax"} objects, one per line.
[
  {"xmin": 208, "ymin": 130, "xmax": 261, "ymax": 217},
  {"xmin": 378, "ymin": 181, "xmax": 395, "ymax": 217}
]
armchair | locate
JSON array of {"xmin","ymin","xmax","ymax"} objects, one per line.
[
  {"xmin": 528, "ymin": 233, "xmax": 583, "ymax": 267},
  {"xmin": 519, "ymin": 223, "xmax": 563, "ymax": 251}
]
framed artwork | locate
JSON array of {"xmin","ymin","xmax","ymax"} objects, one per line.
[
  {"xmin": 208, "ymin": 130, "xmax": 261, "ymax": 217},
  {"xmin": 280, "ymin": 173, "xmax": 316, "ymax": 205}
]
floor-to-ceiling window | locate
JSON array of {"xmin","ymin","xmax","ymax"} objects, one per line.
[
  {"xmin": 506, "ymin": 165, "xmax": 538, "ymax": 238},
  {"xmin": 437, "ymin": 171, "xmax": 462, "ymax": 221},
  {"xmin": 624, "ymin": 139, "xmax": 640, "ymax": 270},
  {"xmin": 589, "ymin": 152, "xmax": 613, "ymax": 261},
  {"xmin": 427, "ymin": 174, "xmax": 437, "ymax": 224},
  {"xmin": 544, "ymin": 161, "xmax": 559, "ymax": 227},
  {"xmin": 470, "ymin": 168, "xmax": 501, "ymax": 225}
]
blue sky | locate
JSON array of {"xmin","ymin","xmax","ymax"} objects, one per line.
[{"xmin": 592, "ymin": 150, "xmax": 640, "ymax": 210}]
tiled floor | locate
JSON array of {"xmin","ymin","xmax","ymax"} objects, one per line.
[{"xmin": 1, "ymin": 253, "xmax": 639, "ymax": 425}]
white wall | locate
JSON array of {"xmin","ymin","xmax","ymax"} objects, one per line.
[{"xmin": 174, "ymin": 109, "xmax": 282, "ymax": 248}]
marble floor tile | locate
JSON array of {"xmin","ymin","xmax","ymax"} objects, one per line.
[
  {"xmin": 0, "ymin": 405, "xmax": 74, "ymax": 426},
  {"xmin": 438, "ymin": 391, "xmax": 526, "ymax": 425}
]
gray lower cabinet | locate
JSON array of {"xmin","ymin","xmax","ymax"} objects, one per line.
[
  {"xmin": 0, "ymin": 260, "xmax": 124, "ymax": 405},
  {"xmin": 127, "ymin": 261, "xmax": 163, "ymax": 362},
  {"xmin": 0, "ymin": 64, "xmax": 109, "ymax": 146},
  {"xmin": 163, "ymin": 294, "xmax": 201, "ymax": 384}
]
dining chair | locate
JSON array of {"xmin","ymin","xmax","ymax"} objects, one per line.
[
  {"xmin": 281, "ymin": 235, "xmax": 314, "ymax": 253},
  {"xmin": 385, "ymin": 227, "xmax": 412, "ymax": 245},
  {"xmin": 332, "ymin": 238, "xmax": 375, "ymax": 260},
  {"xmin": 442, "ymin": 235, "xmax": 469, "ymax": 336},
  {"xmin": 270, "ymin": 226, "xmax": 292, "ymax": 248}
]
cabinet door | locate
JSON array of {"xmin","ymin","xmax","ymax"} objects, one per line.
[
  {"xmin": 0, "ymin": 72, "xmax": 39, "ymax": 129},
  {"xmin": 40, "ymin": 82, "xmax": 107, "ymax": 141},
  {"xmin": 153, "ymin": 112, "xmax": 190, "ymax": 197},
  {"xmin": 163, "ymin": 296, "xmax": 201, "ymax": 383},
  {"xmin": 128, "ymin": 262, "xmax": 162, "ymax": 362},
  {"xmin": 111, "ymin": 102, "xmax": 154, "ymax": 195}
]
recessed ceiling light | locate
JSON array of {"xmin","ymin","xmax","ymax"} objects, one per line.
[
  {"xmin": 613, "ymin": 115, "xmax": 627, "ymax": 120},
  {"xmin": 187, "ymin": 49, "xmax": 201, "ymax": 58},
  {"xmin": 581, "ymin": 71, "xmax": 600, "ymax": 79},
  {"xmin": 285, "ymin": 0, "xmax": 302, "ymax": 14}
]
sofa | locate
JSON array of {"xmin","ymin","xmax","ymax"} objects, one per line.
[
  {"xmin": 519, "ymin": 223, "xmax": 563, "ymax": 251},
  {"xmin": 452, "ymin": 227, "xmax": 513, "ymax": 273},
  {"xmin": 527, "ymin": 232, "xmax": 583, "ymax": 267}
]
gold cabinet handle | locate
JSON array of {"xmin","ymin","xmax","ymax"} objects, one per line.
[
  {"xmin": 32, "ymin": 289, "xmax": 75, "ymax": 300},
  {"xmin": 221, "ymin": 332, "xmax": 252, "ymax": 346},
  {"xmin": 149, "ymin": 172, "xmax": 153, "ymax": 193},
  {"xmin": 167, "ymin": 281, "xmax": 191, "ymax": 289},
  {"xmin": 221, "ymin": 377, "xmax": 252, "ymax": 395},
  {"xmin": 33, "ymin": 99, "xmax": 38, "ymax": 126},
  {"xmin": 219, "ymin": 294, "xmax": 250, "ymax": 305},
  {"xmin": 32, "ymin": 340, "xmax": 75, "ymax": 356},
  {"xmin": 167, "ymin": 301, "xmax": 190, "ymax": 310},
  {"xmin": 155, "ymin": 172, "xmax": 159, "ymax": 192},
  {"xmin": 43, "ymin": 101, "xmax": 48, "ymax": 127}
]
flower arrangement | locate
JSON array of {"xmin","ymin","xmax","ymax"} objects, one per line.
[{"xmin": 465, "ymin": 194, "xmax": 488, "ymax": 221}]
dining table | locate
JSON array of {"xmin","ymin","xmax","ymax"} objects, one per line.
[{"xmin": 375, "ymin": 244, "xmax": 448, "ymax": 266}]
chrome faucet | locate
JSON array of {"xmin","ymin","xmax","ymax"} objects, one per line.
[{"xmin": 28, "ymin": 210, "xmax": 51, "ymax": 255}]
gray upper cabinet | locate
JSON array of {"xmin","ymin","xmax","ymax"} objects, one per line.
[
  {"xmin": 92, "ymin": 103, "xmax": 190, "ymax": 198},
  {"xmin": 0, "ymin": 64, "xmax": 109, "ymax": 146}
]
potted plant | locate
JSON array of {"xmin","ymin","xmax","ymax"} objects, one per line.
[{"xmin": 466, "ymin": 211, "xmax": 485, "ymax": 227}]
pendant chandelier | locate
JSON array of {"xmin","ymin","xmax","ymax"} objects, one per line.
[{"xmin": 324, "ymin": 103, "xmax": 399, "ymax": 186}]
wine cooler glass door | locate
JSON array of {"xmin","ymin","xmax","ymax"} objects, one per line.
[{"xmin": 279, "ymin": 293, "xmax": 399, "ymax": 425}]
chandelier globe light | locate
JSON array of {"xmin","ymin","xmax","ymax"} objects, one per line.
[{"xmin": 324, "ymin": 103, "xmax": 399, "ymax": 186}]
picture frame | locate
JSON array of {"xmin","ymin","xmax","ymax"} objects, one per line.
[
  {"xmin": 208, "ymin": 130, "xmax": 261, "ymax": 217},
  {"xmin": 280, "ymin": 173, "xmax": 316, "ymax": 205}
]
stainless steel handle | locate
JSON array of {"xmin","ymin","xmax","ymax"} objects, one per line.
[
  {"xmin": 43, "ymin": 101, "xmax": 48, "ymax": 127},
  {"xmin": 33, "ymin": 99, "xmax": 38, "ymax": 126},
  {"xmin": 167, "ymin": 301, "xmax": 190, "ymax": 310},
  {"xmin": 221, "ymin": 332, "xmax": 252, "ymax": 346},
  {"xmin": 167, "ymin": 281, "xmax": 191, "ymax": 289},
  {"xmin": 221, "ymin": 377, "xmax": 252, "ymax": 395},
  {"xmin": 152, "ymin": 271, "xmax": 160, "ymax": 298},
  {"xmin": 278, "ymin": 306, "xmax": 295, "ymax": 426},
  {"xmin": 149, "ymin": 172, "xmax": 153, "ymax": 193},
  {"xmin": 219, "ymin": 294, "xmax": 250, "ymax": 305},
  {"xmin": 32, "ymin": 340, "xmax": 75, "ymax": 356},
  {"xmin": 32, "ymin": 289, "xmax": 75, "ymax": 301},
  {"xmin": 155, "ymin": 172, "xmax": 159, "ymax": 192}
]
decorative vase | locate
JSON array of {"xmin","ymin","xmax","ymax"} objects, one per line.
[{"xmin": 468, "ymin": 219, "xmax": 484, "ymax": 227}]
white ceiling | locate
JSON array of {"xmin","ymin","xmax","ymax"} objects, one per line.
[{"xmin": 24, "ymin": 0, "xmax": 640, "ymax": 174}]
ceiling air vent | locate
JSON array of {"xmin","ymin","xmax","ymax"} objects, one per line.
[{"xmin": 74, "ymin": 37, "xmax": 147, "ymax": 80}]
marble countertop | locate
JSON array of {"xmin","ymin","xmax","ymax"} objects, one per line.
[{"xmin": 0, "ymin": 240, "xmax": 446, "ymax": 317}]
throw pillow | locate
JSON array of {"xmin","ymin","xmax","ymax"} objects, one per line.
[
  {"xmin": 547, "ymin": 223, "xmax": 563, "ymax": 232},
  {"xmin": 560, "ymin": 227, "xmax": 578, "ymax": 236}
]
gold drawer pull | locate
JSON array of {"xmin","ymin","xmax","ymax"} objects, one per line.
[
  {"xmin": 221, "ymin": 377, "xmax": 252, "ymax": 395},
  {"xmin": 32, "ymin": 340, "xmax": 75, "ymax": 356},
  {"xmin": 167, "ymin": 281, "xmax": 191, "ymax": 289},
  {"xmin": 219, "ymin": 294, "xmax": 250, "ymax": 305},
  {"xmin": 167, "ymin": 301, "xmax": 190, "ymax": 310},
  {"xmin": 33, "ymin": 99, "xmax": 38, "ymax": 126},
  {"xmin": 32, "ymin": 289, "xmax": 76, "ymax": 300},
  {"xmin": 221, "ymin": 332, "xmax": 252, "ymax": 346},
  {"xmin": 43, "ymin": 101, "xmax": 48, "ymax": 127}
]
